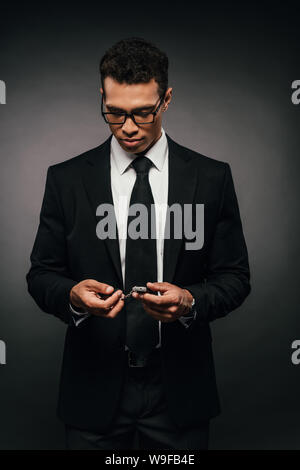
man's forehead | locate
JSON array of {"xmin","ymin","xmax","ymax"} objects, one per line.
[{"xmin": 103, "ymin": 77, "xmax": 159, "ymax": 103}]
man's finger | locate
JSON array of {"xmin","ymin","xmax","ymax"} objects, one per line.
[
  {"xmin": 86, "ymin": 289, "xmax": 122, "ymax": 310},
  {"xmin": 146, "ymin": 281, "xmax": 171, "ymax": 293},
  {"xmin": 91, "ymin": 296, "xmax": 124, "ymax": 318},
  {"xmin": 142, "ymin": 297, "xmax": 175, "ymax": 313},
  {"xmin": 103, "ymin": 297, "xmax": 125, "ymax": 318},
  {"xmin": 143, "ymin": 304, "xmax": 174, "ymax": 322},
  {"xmin": 100, "ymin": 290, "xmax": 123, "ymax": 309},
  {"xmin": 138, "ymin": 292, "xmax": 174, "ymax": 309},
  {"xmin": 85, "ymin": 279, "xmax": 115, "ymax": 295}
]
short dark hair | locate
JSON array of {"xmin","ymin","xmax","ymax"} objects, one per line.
[{"xmin": 100, "ymin": 37, "xmax": 168, "ymax": 99}]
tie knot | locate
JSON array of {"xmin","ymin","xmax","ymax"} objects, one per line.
[{"xmin": 131, "ymin": 155, "xmax": 153, "ymax": 175}]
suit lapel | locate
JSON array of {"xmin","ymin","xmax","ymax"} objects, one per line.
[
  {"xmin": 163, "ymin": 133, "xmax": 198, "ymax": 283},
  {"xmin": 81, "ymin": 132, "xmax": 198, "ymax": 288},
  {"xmin": 81, "ymin": 134, "xmax": 123, "ymax": 287}
]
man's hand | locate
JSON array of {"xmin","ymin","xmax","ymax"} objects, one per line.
[
  {"xmin": 132, "ymin": 281, "xmax": 194, "ymax": 323},
  {"xmin": 70, "ymin": 279, "xmax": 124, "ymax": 318}
]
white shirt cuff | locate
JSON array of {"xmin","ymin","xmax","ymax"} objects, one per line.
[
  {"xmin": 178, "ymin": 297, "xmax": 197, "ymax": 328},
  {"xmin": 69, "ymin": 303, "xmax": 91, "ymax": 326}
]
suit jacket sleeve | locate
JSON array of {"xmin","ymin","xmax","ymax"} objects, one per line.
[
  {"xmin": 183, "ymin": 162, "xmax": 251, "ymax": 326},
  {"xmin": 26, "ymin": 166, "xmax": 78, "ymax": 324}
]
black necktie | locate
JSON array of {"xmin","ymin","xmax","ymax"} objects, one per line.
[{"xmin": 125, "ymin": 155, "xmax": 159, "ymax": 356}]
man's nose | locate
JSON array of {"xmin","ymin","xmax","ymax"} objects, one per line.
[{"xmin": 121, "ymin": 116, "xmax": 139, "ymax": 133}]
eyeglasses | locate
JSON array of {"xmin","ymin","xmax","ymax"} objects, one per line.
[{"xmin": 101, "ymin": 93, "xmax": 165, "ymax": 125}]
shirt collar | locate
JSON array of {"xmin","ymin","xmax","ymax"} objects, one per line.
[{"xmin": 111, "ymin": 127, "xmax": 168, "ymax": 175}]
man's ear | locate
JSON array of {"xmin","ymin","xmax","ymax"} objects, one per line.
[
  {"xmin": 100, "ymin": 87, "xmax": 103, "ymax": 96},
  {"xmin": 165, "ymin": 87, "xmax": 172, "ymax": 105}
]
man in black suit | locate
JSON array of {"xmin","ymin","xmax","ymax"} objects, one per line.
[{"xmin": 26, "ymin": 37, "xmax": 251, "ymax": 450}]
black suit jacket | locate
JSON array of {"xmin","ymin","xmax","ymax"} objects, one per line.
[{"xmin": 26, "ymin": 133, "xmax": 251, "ymax": 432}]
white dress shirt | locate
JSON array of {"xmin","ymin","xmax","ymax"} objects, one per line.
[{"xmin": 70, "ymin": 127, "xmax": 197, "ymax": 347}]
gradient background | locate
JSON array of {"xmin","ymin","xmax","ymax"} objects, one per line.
[{"xmin": 0, "ymin": 1, "xmax": 299, "ymax": 449}]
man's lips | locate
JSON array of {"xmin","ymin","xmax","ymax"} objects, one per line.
[{"xmin": 121, "ymin": 138, "xmax": 143, "ymax": 147}]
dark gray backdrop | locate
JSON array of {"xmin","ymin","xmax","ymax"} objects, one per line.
[{"xmin": 0, "ymin": 1, "xmax": 299, "ymax": 449}]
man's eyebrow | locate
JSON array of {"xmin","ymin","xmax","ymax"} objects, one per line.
[{"xmin": 106, "ymin": 104, "xmax": 156, "ymax": 112}]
